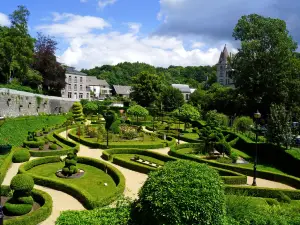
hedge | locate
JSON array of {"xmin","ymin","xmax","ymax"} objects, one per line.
[
  {"xmin": 223, "ymin": 130, "xmax": 300, "ymax": 178},
  {"xmin": 68, "ymin": 128, "xmax": 175, "ymax": 149},
  {"xmin": 170, "ymin": 144, "xmax": 300, "ymax": 189},
  {"xmin": 225, "ymin": 185, "xmax": 300, "ymax": 200},
  {"xmin": 28, "ymin": 126, "xmax": 79, "ymax": 157},
  {"xmin": 18, "ymin": 156, "xmax": 125, "ymax": 209},
  {"xmin": 1, "ymin": 185, "xmax": 52, "ymax": 225},
  {"xmin": 23, "ymin": 140, "xmax": 45, "ymax": 148},
  {"xmin": 103, "ymin": 148, "xmax": 246, "ymax": 184},
  {"xmin": 0, "ymin": 148, "xmax": 14, "ymax": 185}
]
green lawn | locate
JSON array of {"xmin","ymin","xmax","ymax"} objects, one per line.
[
  {"xmin": 0, "ymin": 115, "xmax": 66, "ymax": 146},
  {"xmin": 116, "ymin": 154, "xmax": 165, "ymax": 167},
  {"xmin": 27, "ymin": 162, "xmax": 117, "ymax": 201},
  {"xmin": 229, "ymin": 162, "xmax": 286, "ymax": 175},
  {"xmin": 177, "ymin": 148, "xmax": 195, "ymax": 154},
  {"xmin": 286, "ymin": 147, "xmax": 300, "ymax": 160},
  {"xmin": 182, "ymin": 133, "xmax": 199, "ymax": 140},
  {"xmin": 231, "ymin": 148, "xmax": 252, "ymax": 160}
]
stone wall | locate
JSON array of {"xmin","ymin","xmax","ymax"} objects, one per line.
[{"xmin": 0, "ymin": 88, "xmax": 79, "ymax": 117}]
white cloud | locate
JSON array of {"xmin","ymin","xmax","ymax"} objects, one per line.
[
  {"xmin": 80, "ymin": 0, "xmax": 88, "ymax": 2},
  {"xmin": 98, "ymin": 0, "xmax": 117, "ymax": 9},
  {"xmin": 36, "ymin": 13, "xmax": 110, "ymax": 37},
  {"xmin": 125, "ymin": 22, "xmax": 142, "ymax": 34},
  {"xmin": 0, "ymin": 13, "xmax": 10, "ymax": 26},
  {"xmin": 191, "ymin": 41, "xmax": 205, "ymax": 49},
  {"xmin": 58, "ymin": 32, "xmax": 228, "ymax": 69}
]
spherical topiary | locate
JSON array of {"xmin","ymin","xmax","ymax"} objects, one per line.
[
  {"xmin": 12, "ymin": 149, "xmax": 31, "ymax": 163},
  {"xmin": 132, "ymin": 160, "xmax": 226, "ymax": 225},
  {"xmin": 10, "ymin": 174, "xmax": 34, "ymax": 192},
  {"xmin": 49, "ymin": 144, "xmax": 58, "ymax": 150}
]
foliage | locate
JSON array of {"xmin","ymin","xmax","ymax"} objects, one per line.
[
  {"xmin": 49, "ymin": 143, "xmax": 58, "ymax": 150},
  {"xmin": 231, "ymin": 14, "xmax": 300, "ymax": 115},
  {"xmin": 230, "ymin": 152, "xmax": 239, "ymax": 163},
  {"xmin": 127, "ymin": 105, "xmax": 149, "ymax": 122},
  {"xmin": 4, "ymin": 174, "xmax": 34, "ymax": 216},
  {"xmin": 206, "ymin": 110, "xmax": 229, "ymax": 127},
  {"xmin": 119, "ymin": 125, "xmax": 138, "ymax": 140},
  {"xmin": 12, "ymin": 148, "xmax": 30, "ymax": 162},
  {"xmin": 266, "ymin": 104, "xmax": 293, "ymax": 149},
  {"xmin": 110, "ymin": 120, "xmax": 121, "ymax": 134},
  {"xmin": 32, "ymin": 33, "xmax": 65, "ymax": 96},
  {"xmin": 71, "ymin": 102, "xmax": 84, "ymax": 121},
  {"xmin": 130, "ymin": 71, "xmax": 163, "ymax": 107},
  {"xmin": 161, "ymin": 86, "xmax": 185, "ymax": 112},
  {"xmin": 132, "ymin": 160, "xmax": 225, "ymax": 225},
  {"xmin": 233, "ymin": 116, "xmax": 254, "ymax": 133},
  {"xmin": 172, "ymin": 104, "xmax": 200, "ymax": 130},
  {"xmin": 103, "ymin": 110, "xmax": 117, "ymax": 131},
  {"xmin": 83, "ymin": 101, "xmax": 98, "ymax": 115},
  {"xmin": 85, "ymin": 125, "xmax": 98, "ymax": 138},
  {"xmin": 62, "ymin": 149, "xmax": 79, "ymax": 176},
  {"xmin": 56, "ymin": 198, "xmax": 131, "ymax": 225}
]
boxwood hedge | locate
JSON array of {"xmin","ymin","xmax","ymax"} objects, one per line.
[
  {"xmin": 18, "ymin": 156, "xmax": 125, "ymax": 209},
  {"xmin": 1, "ymin": 185, "xmax": 52, "ymax": 225}
]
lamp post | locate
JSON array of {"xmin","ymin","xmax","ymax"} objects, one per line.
[
  {"xmin": 252, "ymin": 110, "xmax": 261, "ymax": 186},
  {"xmin": 177, "ymin": 108, "xmax": 181, "ymax": 145}
]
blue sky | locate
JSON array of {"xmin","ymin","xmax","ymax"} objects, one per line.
[{"xmin": 1, "ymin": 0, "xmax": 300, "ymax": 69}]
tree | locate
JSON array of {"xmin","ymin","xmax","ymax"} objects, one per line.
[
  {"xmin": 32, "ymin": 33, "xmax": 65, "ymax": 96},
  {"xmin": 205, "ymin": 110, "xmax": 229, "ymax": 128},
  {"xmin": 232, "ymin": 14, "xmax": 298, "ymax": 115},
  {"xmin": 266, "ymin": 104, "xmax": 293, "ymax": 149},
  {"xmin": 161, "ymin": 86, "xmax": 184, "ymax": 112},
  {"xmin": 172, "ymin": 104, "xmax": 200, "ymax": 130},
  {"xmin": 103, "ymin": 110, "xmax": 116, "ymax": 148},
  {"xmin": 22, "ymin": 68, "xmax": 43, "ymax": 89},
  {"xmin": 130, "ymin": 71, "xmax": 162, "ymax": 107},
  {"xmin": 233, "ymin": 116, "xmax": 254, "ymax": 133},
  {"xmin": 132, "ymin": 161, "xmax": 225, "ymax": 225},
  {"xmin": 127, "ymin": 105, "xmax": 149, "ymax": 122},
  {"xmin": 83, "ymin": 102, "xmax": 98, "ymax": 116},
  {"xmin": 0, "ymin": 6, "xmax": 34, "ymax": 84}
]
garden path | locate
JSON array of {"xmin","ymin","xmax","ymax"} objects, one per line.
[
  {"xmin": 142, "ymin": 126, "xmax": 187, "ymax": 144},
  {"xmin": 2, "ymin": 158, "xmax": 85, "ymax": 225}
]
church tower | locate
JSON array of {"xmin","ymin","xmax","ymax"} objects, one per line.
[{"xmin": 217, "ymin": 45, "xmax": 234, "ymax": 86}]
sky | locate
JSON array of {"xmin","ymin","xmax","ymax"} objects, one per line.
[{"xmin": 0, "ymin": 0, "xmax": 300, "ymax": 70}]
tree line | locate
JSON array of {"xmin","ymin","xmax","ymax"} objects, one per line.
[{"xmin": 0, "ymin": 6, "xmax": 65, "ymax": 96}]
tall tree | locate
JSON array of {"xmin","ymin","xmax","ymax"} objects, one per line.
[
  {"xmin": 172, "ymin": 104, "xmax": 200, "ymax": 130},
  {"xmin": 232, "ymin": 14, "xmax": 298, "ymax": 115},
  {"xmin": 161, "ymin": 86, "xmax": 185, "ymax": 112},
  {"xmin": 130, "ymin": 71, "xmax": 162, "ymax": 107},
  {"xmin": 32, "ymin": 33, "xmax": 65, "ymax": 96}
]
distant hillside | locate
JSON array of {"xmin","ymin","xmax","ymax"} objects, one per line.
[{"xmin": 81, "ymin": 62, "xmax": 217, "ymax": 87}]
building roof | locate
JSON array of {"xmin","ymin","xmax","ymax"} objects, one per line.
[
  {"xmin": 66, "ymin": 67, "xmax": 87, "ymax": 76},
  {"xmin": 86, "ymin": 76, "xmax": 109, "ymax": 86},
  {"xmin": 218, "ymin": 44, "xmax": 229, "ymax": 64},
  {"xmin": 113, "ymin": 85, "xmax": 132, "ymax": 95},
  {"xmin": 171, "ymin": 84, "xmax": 191, "ymax": 93}
]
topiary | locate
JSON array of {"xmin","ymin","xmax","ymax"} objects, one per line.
[
  {"xmin": 230, "ymin": 152, "xmax": 239, "ymax": 163},
  {"xmin": 71, "ymin": 102, "xmax": 84, "ymax": 121},
  {"xmin": 49, "ymin": 144, "xmax": 58, "ymax": 150},
  {"xmin": 131, "ymin": 160, "xmax": 226, "ymax": 225},
  {"xmin": 4, "ymin": 174, "xmax": 34, "ymax": 216},
  {"xmin": 61, "ymin": 149, "xmax": 79, "ymax": 176},
  {"xmin": 12, "ymin": 149, "xmax": 30, "ymax": 163}
]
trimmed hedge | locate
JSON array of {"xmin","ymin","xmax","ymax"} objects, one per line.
[
  {"xmin": 225, "ymin": 185, "xmax": 300, "ymax": 200},
  {"xmin": 68, "ymin": 128, "xmax": 175, "ymax": 149},
  {"xmin": 1, "ymin": 185, "xmax": 52, "ymax": 225},
  {"xmin": 23, "ymin": 140, "xmax": 45, "ymax": 148},
  {"xmin": 18, "ymin": 156, "xmax": 125, "ymax": 209},
  {"xmin": 12, "ymin": 149, "xmax": 30, "ymax": 163},
  {"xmin": 103, "ymin": 148, "xmax": 247, "ymax": 184},
  {"xmin": 170, "ymin": 143, "xmax": 300, "ymax": 189},
  {"xmin": 0, "ymin": 148, "xmax": 15, "ymax": 185}
]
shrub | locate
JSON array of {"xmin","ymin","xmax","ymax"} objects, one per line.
[
  {"xmin": 206, "ymin": 110, "xmax": 229, "ymax": 128},
  {"xmin": 49, "ymin": 144, "xmax": 58, "ymax": 150},
  {"xmin": 230, "ymin": 152, "xmax": 239, "ymax": 163},
  {"xmin": 120, "ymin": 125, "xmax": 138, "ymax": 140},
  {"xmin": 12, "ymin": 149, "xmax": 30, "ymax": 163},
  {"xmin": 5, "ymin": 174, "xmax": 34, "ymax": 216},
  {"xmin": 216, "ymin": 157, "xmax": 232, "ymax": 164},
  {"xmin": 277, "ymin": 191, "xmax": 291, "ymax": 203},
  {"xmin": 86, "ymin": 126, "xmax": 98, "ymax": 138},
  {"xmin": 111, "ymin": 120, "xmax": 121, "ymax": 134},
  {"xmin": 62, "ymin": 150, "xmax": 78, "ymax": 176},
  {"xmin": 265, "ymin": 198, "xmax": 279, "ymax": 206},
  {"xmin": 132, "ymin": 160, "xmax": 225, "ymax": 225},
  {"xmin": 233, "ymin": 116, "xmax": 254, "ymax": 133},
  {"xmin": 39, "ymin": 145, "xmax": 43, "ymax": 150}
]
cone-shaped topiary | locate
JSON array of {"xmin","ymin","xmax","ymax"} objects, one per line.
[
  {"xmin": 4, "ymin": 174, "xmax": 34, "ymax": 216},
  {"xmin": 71, "ymin": 102, "xmax": 84, "ymax": 121},
  {"xmin": 62, "ymin": 149, "xmax": 79, "ymax": 176}
]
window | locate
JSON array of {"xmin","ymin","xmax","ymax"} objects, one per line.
[
  {"xmin": 86, "ymin": 93, "xmax": 89, "ymax": 99},
  {"xmin": 74, "ymin": 84, "xmax": 77, "ymax": 91},
  {"xmin": 74, "ymin": 93, "xmax": 77, "ymax": 99},
  {"xmin": 80, "ymin": 85, "xmax": 83, "ymax": 91},
  {"xmin": 186, "ymin": 94, "xmax": 189, "ymax": 100},
  {"xmin": 74, "ymin": 76, "xmax": 77, "ymax": 83},
  {"xmin": 68, "ymin": 76, "xmax": 71, "ymax": 83},
  {"xmin": 68, "ymin": 92, "xmax": 72, "ymax": 98},
  {"xmin": 94, "ymin": 88, "xmax": 96, "ymax": 92},
  {"xmin": 79, "ymin": 93, "xmax": 83, "ymax": 99},
  {"xmin": 68, "ymin": 84, "xmax": 71, "ymax": 90},
  {"xmin": 80, "ymin": 77, "xmax": 82, "ymax": 83}
]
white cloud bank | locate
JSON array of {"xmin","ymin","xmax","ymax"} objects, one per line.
[
  {"xmin": 0, "ymin": 13, "xmax": 10, "ymax": 26},
  {"xmin": 37, "ymin": 12, "xmax": 237, "ymax": 70}
]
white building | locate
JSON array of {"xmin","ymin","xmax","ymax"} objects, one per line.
[
  {"xmin": 87, "ymin": 76, "xmax": 111, "ymax": 100},
  {"xmin": 217, "ymin": 45, "xmax": 234, "ymax": 87},
  {"xmin": 171, "ymin": 84, "xmax": 193, "ymax": 101}
]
